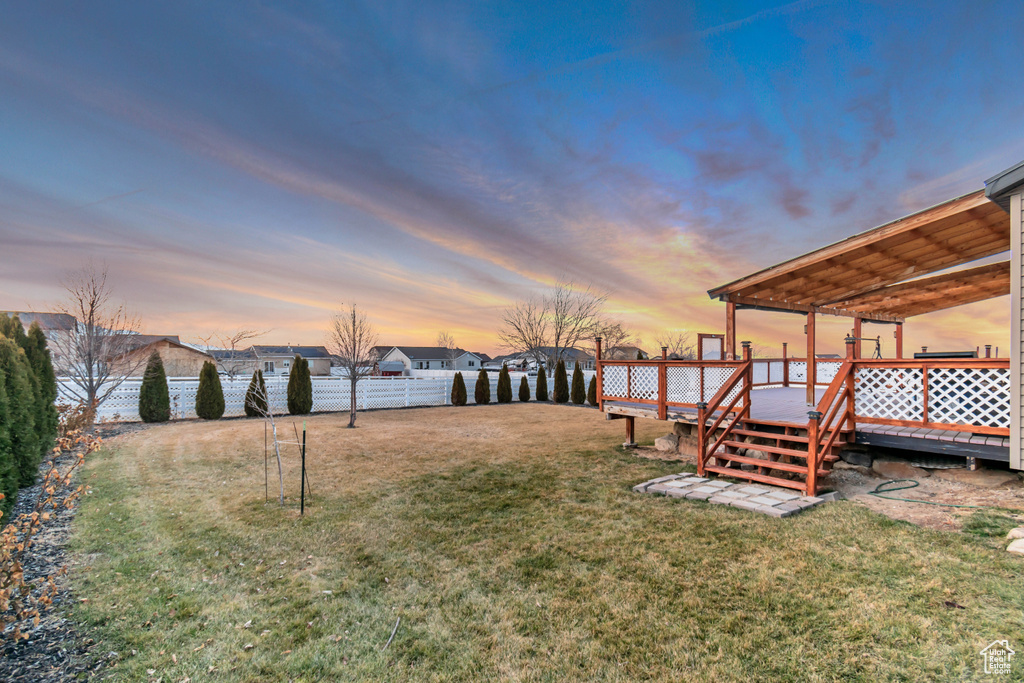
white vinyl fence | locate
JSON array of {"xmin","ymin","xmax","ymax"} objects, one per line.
[{"xmin": 59, "ymin": 371, "xmax": 597, "ymax": 423}]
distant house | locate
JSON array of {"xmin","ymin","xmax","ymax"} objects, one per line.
[
  {"xmin": 487, "ymin": 347, "xmax": 595, "ymax": 372},
  {"xmin": 605, "ymin": 345, "xmax": 649, "ymax": 360},
  {"xmin": 109, "ymin": 335, "xmax": 214, "ymax": 377},
  {"xmin": 374, "ymin": 361, "xmax": 405, "ymax": 377},
  {"xmin": 371, "ymin": 345, "xmax": 395, "ymax": 361},
  {"xmin": 382, "ymin": 346, "xmax": 485, "ymax": 372},
  {"xmin": 2, "ymin": 311, "xmax": 77, "ymax": 364},
  {"xmin": 250, "ymin": 345, "xmax": 333, "ymax": 376},
  {"xmin": 209, "ymin": 347, "xmax": 259, "ymax": 377}
]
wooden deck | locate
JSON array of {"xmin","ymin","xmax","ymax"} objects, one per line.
[{"xmin": 604, "ymin": 386, "xmax": 1010, "ymax": 462}]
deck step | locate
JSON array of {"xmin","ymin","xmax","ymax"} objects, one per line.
[
  {"xmin": 709, "ymin": 451, "xmax": 831, "ymax": 477},
  {"xmin": 702, "ymin": 465, "xmax": 808, "ymax": 492},
  {"xmin": 730, "ymin": 428, "xmax": 810, "ymax": 443},
  {"xmin": 722, "ymin": 440, "xmax": 810, "ymax": 459}
]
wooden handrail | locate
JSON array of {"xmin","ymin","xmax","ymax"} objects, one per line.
[{"xmin": 699, "ymin": 350, "xmax": 753, "ymax": 475}]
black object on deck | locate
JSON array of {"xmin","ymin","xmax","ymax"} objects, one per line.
[{"xmin": 912, "ymin": 350, "xmax": 978, "ymax": 359}]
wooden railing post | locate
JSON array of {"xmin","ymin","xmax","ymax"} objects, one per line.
[
  {"xmin": 696, "ymin": 401, "xmax": 708, "ymax": 476},
  {"xmin": 741, "ymin": 341, "xmax": 752, "ymax": 409},
  {"xmin": 595, "ymin": 337, "xmax": 603, "ymax": 411},
  {"xmin": 658, "ymin": 361, "xmax": 667, "ymax": 421},
  {"xmin": 782, "ymin": 342, "xmax": 789, "ymax": 387},
  {"xmin": 806, "ymin": 410, "xmax": 822, "ymax": 497},
  {"xmin": 845, "ymin": 336, "xmax": 856, "ymax": 360}
]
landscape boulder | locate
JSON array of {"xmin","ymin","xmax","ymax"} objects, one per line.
[
  {"xmin": 872, "ymin": 458, "xmax": 930, "ymax": 480},
  {"xmin": 654, "ymin": 433, "xmax": 679, "ymax": 452},
  {"xmin": 839, "ymin": 447, "xmax": 873, "ymax": 468},
  {"xmin": 1007, "ymin": 527, "xmax": 1024, "ymax": 540},
  {"xmin": 1007, "ymin": 539, "xmax": 1024, "ymax": 555}
]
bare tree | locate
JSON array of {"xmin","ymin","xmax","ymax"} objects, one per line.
[
  {"xmin": 498, "ymin": 296, "xmax": 549, "ymax": 367},
  {"xmin": 596, "ymin": 321, "xmax": 642, "ymax": 359},
  {"xmin": 436, "ymin": 330, "xmax": 461, "ymax": 371},
  {"xmin": 51, "ymin": 263, "xmax": 144, "ymax": 410},
  {"xmin": 655, "ymin": 331, "xmax": 695, "ymax": 360},
  {"xmin": 546, "ymin": 280, "xmax": 608, "ymax": 363},
  {"xmin": 195, "ymin": 328, "xmax": 268, "ymax": 379},
  {"xmin": 327, "ymin": 304, "xmax": 378, "ymax": 428},
  {"xmin": 242, "ymin": 374, "xmax": 286, "ymax": 505},
  {"xmin": 498, "ymin": 281, "xmax": 608, "ymax": 367}
]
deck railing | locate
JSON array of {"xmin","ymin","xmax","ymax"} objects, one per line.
[
  {"xmin": 850, "ymin": 358, "xmax": 1010, "ymax": 436},
  {"xmin": 749, "ymin": 358, "xmax": 843, "ymax": 387},
  {"xmin": 597, "ymin": 358, "xmax": 748, "ymax": 419}
]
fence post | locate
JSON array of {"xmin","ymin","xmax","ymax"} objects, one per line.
[
  {"xmin": 405, "ymin": 379, "xmax": 410, "ymax": 407},
  {"xmin": 782, "ymin": 342, "xmax": 789, "ymax": 387},
  {"xmin": 806, "ymin": 410, "xmax": 821, "ymax": 497},
  {"xmin": 595, "ymin": 337, "xmax": 603, "ymax": 411}
]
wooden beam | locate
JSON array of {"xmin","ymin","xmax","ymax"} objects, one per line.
[
  {"xmin": 806, "ymin": 311, "xmax": 816, "ymax": 406},
  {"xmin": 725, "ymin": 294, "xmax": 904, "ymax": 323},
  {"xmin": 725, "ymin": 301, "xmax": 736, "ymax": 360},
  {"xmin": 853, "ymin": 317, "xmax": 862, "ymax": 359},
  {"xmin": 895, "ymin": 323, "xmax": 903, "ymax": 359}
]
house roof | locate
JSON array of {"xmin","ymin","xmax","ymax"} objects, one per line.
[
  {"xmin": 2, "ymin": 311, "xmax": 77, "ymax": 330},
  {"xmin": 707, "ymin": 189, "xmax": 1010, "ymax": 321},
  {"xmin": 985, "ymin": 159, "xmax": 1024, "ymax": 211},
  {"xmin": 209, "ymin": 347, "xmax": 258, "ymax": 360},
  {"xmin": 470, "ymin": 351, "xmax": 492, "ymax": 362},
  {"xmin": 112, "ymin": 335, "xmax": 211, "ymax": 360},
  {"xmin": 392, "ymin": 346, "xmax": 474, "ymax": 360},
  {"xmin": 371, "ymin": 345, "xmax": 396, "ymax": 360},
  {"xmin": 251, "ymin": 345, "xmax": 332, "ymax": 359}
]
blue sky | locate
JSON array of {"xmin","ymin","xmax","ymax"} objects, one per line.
[{"xmin": 1, "ymin": 1, "xmax": 1021, "ymax": 354}]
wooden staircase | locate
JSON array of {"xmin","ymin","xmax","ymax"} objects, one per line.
[{"xmin": 703, "ymin": 419, "xmax": 851, "ymax": 492}]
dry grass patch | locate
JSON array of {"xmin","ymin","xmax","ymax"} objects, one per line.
[{"xmin": 70, "ymin": 405, "xmax": 1023, "ymax": 681}]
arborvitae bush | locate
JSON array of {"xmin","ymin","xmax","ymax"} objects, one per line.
[
  {"xmin": 0, "ymin": 359, "xmax": 11, "ymax": 517},
  {"xmin": 535, "ymin": 366, "xmax": 548, "ymax": 401},
  {"xmin": 518, "ymin": 375, "xmax": 530, "ymax": 402},
  {"xmin": 636, "ymin": 349, "xmax": 644, "ymax": 360},
  {"xmin": 195, "ymin": 360, "xmax": 225, "ymax": 419},
  {"xmin": 587, "ymin": 376, "xmax": 598, "ymax": 406},
  {"xmin": 0, "ymin": 337, "xmax": 39, "ymax": 488},
  {"xmin": 287, "ymin": 355, "xmax": 313, "ymax": 415},
  {"xmin": 245, "ymin": 369, "xmax": 268, "ymax": 417},
  {"xmin": 25, "ymin": 322, "xmax": 58, "ymax": 454},
  {"xmin": 497, "ymin": 365, "xmax": 512, "ymax": 403},
  {"xmin": 553, "ymin": 359, "xmax": 569, "ymax": 403},
  {"xmin": 474, "ymin": 368, "xmax": 490, "ymax": 405},
  {"xmin": 571, "ymin": 361, "xmax": 586, "ymax": 405},
  {"xmin": 138, "ymin": 351, "xmax": 171, "ymax": 423},
  {"xmin": 451, "ymin": 372, "xmax": 467, "ymax": 406}
]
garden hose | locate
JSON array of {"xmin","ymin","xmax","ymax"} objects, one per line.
[{"xmin": 867, "ymin": 479, "xmax": 987, "ymax": 509}]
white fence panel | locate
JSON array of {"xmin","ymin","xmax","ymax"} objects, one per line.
[{"xmin": 58, "ymin": 370, "xmax": 596, "ymax": 422}]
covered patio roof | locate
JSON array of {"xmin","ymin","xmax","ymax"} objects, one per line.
[{"xmin": 708, "ymin": 189, "xmax": 1011, "ymax": 322}]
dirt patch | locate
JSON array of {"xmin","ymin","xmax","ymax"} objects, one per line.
[{"xmin": 632, "ymin": 445, "xmax": 1024, "ymax": 531}]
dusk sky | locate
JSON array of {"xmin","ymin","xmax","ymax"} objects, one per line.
[{"xmin": 2, "ymin": 1, "xmax": 1022, "ymax": 356}]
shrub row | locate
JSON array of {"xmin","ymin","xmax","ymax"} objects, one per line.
[
  {"xmin": 452, "ymin": 364, "xmax": 598, "ymax": 407},
  {"xmin": 0, "ymin": 315, "xmax": 58, "ymax": 514}
]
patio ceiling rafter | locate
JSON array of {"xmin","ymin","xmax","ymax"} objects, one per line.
[{"xmin": 708, "ymin": 189, "xmax": 1011, "ymax": 321}]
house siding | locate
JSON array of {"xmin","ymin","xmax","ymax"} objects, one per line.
[{"xmin": 1012, "ymin": 193, "xmax": 1022, "ymax": 469}]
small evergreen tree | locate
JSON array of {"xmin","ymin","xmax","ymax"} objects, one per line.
[
  {"xmin": 25, "ymin": 322, "xmax": 58, "ymax": 455},
  {"xmin": 451, "ymin": 371, "xmax": 467, "ymax": 406},
  {"xmin": 518, "ymin": 375, "xmax": 530, "ymax": 402},
  {"xmin": 138, "ymin": 351, "xmax": 170, "ymax": 423},
  {"xmin": 587, "ymin": 376, "xmax": 598, "ymax": 406},
  {"xmin": 245, "ymin": 369, "xmax": 268, "ymax": 417},
  {"xmin": 571, "ymin": 361, "xmax": 586, "ymax": 405},
  {"xmin": 0, "ymin": 338, "xmax": 39, "ymax": 487},
  {"xmin": 195, "ymin": 360, "xmax": 225, "ymax": 419},
  {"xmin": 636, "ymin": 349, "xmax": 644, "ymax": 360},
  {"xmin": 497, "ymin": 365, "xmax": 512, "ymax": 403},
  {"xmin": 553, "ymin": 359, "xmax": 569, "ymax": 403},
  {"xmin": 287, "ymin": 355, "xmax": 313, "ymax": 415},
  {"xmin": 535, "ymin": 366, "xmax": 548, "ymax": 401},
  {"xmin": 474, "ymin": 368, "xmax": 490, "ymax": 405}
]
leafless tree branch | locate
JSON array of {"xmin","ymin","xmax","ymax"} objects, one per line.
[{"xmin": 327, "ymin": 304, "xmax": 379, "ymax": 428}]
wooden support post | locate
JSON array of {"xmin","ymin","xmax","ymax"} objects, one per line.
[
  {"xmin": 658, "ymin": 362, "xmax": 667, "ymax": 421},
  {"xmin": 624, "ymin": 415, "xmax": 637, "ymax": 448},
  {"xmin": 725, "ymin": 301, "xmax": 737, "ymax": 360},
  {"xmin": 806, "ymin": 311, "xmax": 816, "ymax": 405},
  {"xmin": 806, "ymin": 411, "xmax": 821, "ymax": 497},
  {"xmin": 696, "ymin": 402, "xmax": 707, "ymax": 476},
  {"xmin": 595, "ymin": 337, "xmax": 603, "ymax": 411},
  {"xmin": 853, "ymin": 317, "xmax": 862, "ymax": 359},
  {"xmin": 782, "ymin": 342, "xmax": 789, "ymax": 387},
  {"xmin": 894, "ymin": 323, "xmax": 903, "ymax": 359},
  {"xmin": 661, "ymin": 346, "xmax": 668, "ymax": 360},
  {"xmin": 985, "ymin": 344, "xmax": 992, "ymax": 358}
]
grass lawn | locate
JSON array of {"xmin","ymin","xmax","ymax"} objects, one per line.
[{"xmin": 71, "ymin": 404, "xmax": 1023, "ymax": 681}]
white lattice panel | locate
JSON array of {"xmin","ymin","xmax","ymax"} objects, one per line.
[
  {"xmin": 789, "ymin": 361, "xmax": 807, "ymax": 383},
  {"xmin": 666, "ymin": 366, "xmax": 700, "ymax": 404},
  {"xmin": 927, "ymin": 368, "xmax": 1010, "ymax": 428},
  {"xmin": 752, "ymin": 361, "xmax": 769, "ymax": 385},
  {"xmin": 769, "ymin": 361, "xmax": 785, "ymax": 384},
  {"xmin": 630, "ymin": 366, "xmax": 658, "ymax": 401},
  {"xmin": 702, "ymin": 366, "xmax": 743, "ymax": 406},
  {"xmin": 602, "ymin": 366, "xmax": 628, "ymax": 399},
  {"xmin": 855, "ymin": 367, "xmax": 923, "ymax": 421},
  {"xmin": 816, "ymin": 361, "xmax": 841, "ymax": 385}
]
